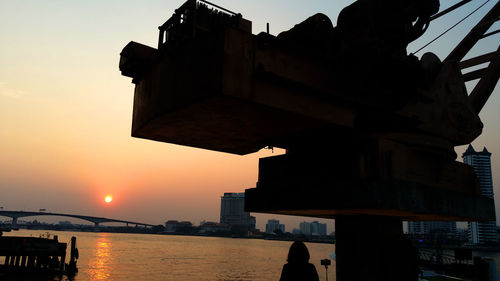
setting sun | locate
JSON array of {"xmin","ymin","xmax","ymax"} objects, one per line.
[{"xmin": 105, "ymin": 195, "xmax": 113, "ymax": 203}]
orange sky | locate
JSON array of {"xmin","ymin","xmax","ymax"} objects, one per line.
[{"xmin": 0, "ymin": 1, "xmax": 499, "ymax": 232}]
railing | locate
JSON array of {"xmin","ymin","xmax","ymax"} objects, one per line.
[{"xmin": 157, "ymin": 0, "xmax": 248, "ymax": 49}]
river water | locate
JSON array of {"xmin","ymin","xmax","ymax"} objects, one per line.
[{"xmin": 6, "ymin": 229, "xmax": 336, "ymax": 281}]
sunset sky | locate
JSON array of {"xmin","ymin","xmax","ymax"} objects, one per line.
[{"xmin": 1, "ymin": 0, "xmax": 499, "ymax": 232}]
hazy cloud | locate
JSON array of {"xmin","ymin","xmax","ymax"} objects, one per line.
[{"xmin": 0, "ymin": 82, "xmax": 25, "ymax": 99}]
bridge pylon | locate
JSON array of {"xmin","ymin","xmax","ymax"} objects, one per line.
[{"xmin": 11, "ymin": 217, "xmax": 18, "ymax": 228}]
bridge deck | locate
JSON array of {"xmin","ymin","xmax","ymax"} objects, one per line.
[{"xmin": 0, "ymin": 211, "xmax": 155, "ymax": 227}]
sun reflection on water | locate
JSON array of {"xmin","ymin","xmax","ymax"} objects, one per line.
[{"xmin": 87, "ymin": 233, "xmax": 113, "ymax": 280}]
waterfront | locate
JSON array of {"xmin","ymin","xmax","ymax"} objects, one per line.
[{"xmin": 6, "ymin": 229, "xmax": 335, "ymax": 281}]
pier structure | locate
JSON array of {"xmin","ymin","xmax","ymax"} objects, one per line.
[
  {"xmin": 0, "ymin": 235, "xmax": 79, "ymax": 277},
  {"xmin": 120, "ymin": 0, "xmax": 500, "ymax": 280}
]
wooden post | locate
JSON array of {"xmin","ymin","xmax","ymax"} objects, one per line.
[
  {"xmin": 21, "ymin": 255, "xmax": 26, "ymax": 267},
  {"xmin": 67, "ymin": 236, "xmax": 78, "ymax": 274},
  {"xmin": 60, "ymin": 253, "xmax": 66, "ymax": 271},
  {"xmin": 27, "ymin": 255, "xmax": 35, "ymax": 268}
]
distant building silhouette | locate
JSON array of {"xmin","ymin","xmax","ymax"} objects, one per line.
[
  {"xmin": 165, "ymin": 220, "xmax": 193, "ymax": 233},
  {"xmin": 220, "ymin": 193, "xmax": 256, "ymax": 234},
  {"xmin": 199, "ymin": 221, "xmax": 231, "ymax": 233},
  {"xmin": 266, "ymin": 219, "xmax": 285, "ymax": 234},
  {"xmin": 407, "ymin": 221, "xmax": 457, "ymax": 240},
  {"xmin": 463, "ymin": 145, "xmax": 497, "ymax": 244},
  {"xmin": 299, "ymin": 221, "xmax": 326, "ymax": 236},
  {"xmin": 58, "ymin": 221, "xmax": 72, "ymax": 226}
]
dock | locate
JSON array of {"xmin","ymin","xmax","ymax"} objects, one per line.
[{"xmin": 0, "ymin": 235, "xmax": 78, "ymax": 278}]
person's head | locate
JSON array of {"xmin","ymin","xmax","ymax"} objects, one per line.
[{"xmin": 287, "ymin": 241, "xmax": 310, "ymax": 264}]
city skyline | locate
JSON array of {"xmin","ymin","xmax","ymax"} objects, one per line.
[{"xmin": 1, "ymin": 1, "xmax": 499, "ymax": 233}]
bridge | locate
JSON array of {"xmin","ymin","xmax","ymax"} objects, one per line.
[{"xmin": 0, "ymin": 210, "xmax": 156, "ymax": 228}]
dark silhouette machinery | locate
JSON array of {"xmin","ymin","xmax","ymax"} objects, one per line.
[{"xmin": 120, "ymin": 0, "xmax": 500, "ymax": 280}]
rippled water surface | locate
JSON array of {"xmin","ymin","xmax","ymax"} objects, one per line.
[{"xmin": 8, "ymin": 230, "xmax": 336, "ymax": 281}]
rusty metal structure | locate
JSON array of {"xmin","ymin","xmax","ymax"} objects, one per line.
[{"xmin": 120, "ymin": 0, "xmax": 500, "ymax": 280}]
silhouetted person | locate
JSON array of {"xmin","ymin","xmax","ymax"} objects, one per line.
[{"xmin": 279, "ymin": 241, "xmax": 320, "ymax": 281}]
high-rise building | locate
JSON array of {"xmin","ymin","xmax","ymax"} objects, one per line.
[
  {"xmin": 299, "ymin": 221, "xmax": 311, "ymax": 235},
  {"xmin": 299, "ymin": 221, "xmax": 327, "ymax": 236},
  {"xmin": 311, "ymin": 221, "xmax": 327, "ymax": 236},
  {"xmin": 463, "ymin": 145, "xmax": 497, "ymax": 244},
  {"xmin": 407, "ymin": 221, "xmax": 457, "ymax": 239},
  {"xmin": 408, "ymin": 221, "xmax": 427, "ymax": 235},
  {"xmin": 266, "ymin": 219, "xmax": 285, "ymax": 234},
  {"xmin": 220, "ymin": 193, "xmax": 256, "ymax": 233}
]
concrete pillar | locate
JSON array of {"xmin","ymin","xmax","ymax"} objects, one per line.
[
  {"xmin": 335, "ymin": 216, "xmax": 419, "ymax": 281},
  {"xmin": 11, "ymin": 217, "xmax": 18, "ymax": 227}
]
